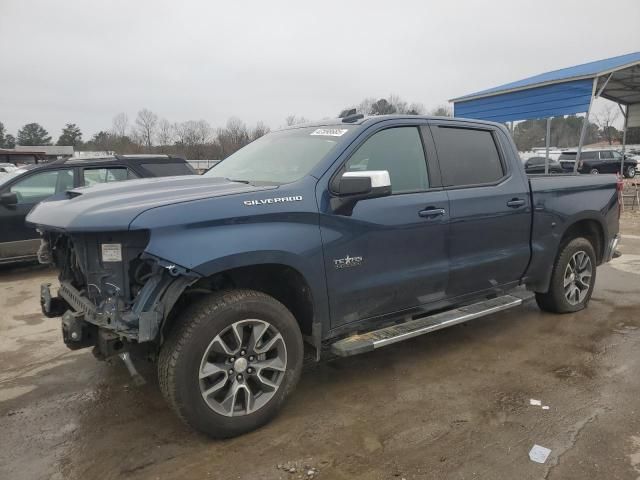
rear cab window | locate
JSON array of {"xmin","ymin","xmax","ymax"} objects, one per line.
[
  {"xmin": 82, "ymin": 167, "xmax": 136, "ymax": 187},
  {"xmin": 430, "ymin": 125, "xmax": 504, "ymax": 187},
  {"xmin": 137, "ymin": 161, "xmax": 196, "ymax": 177}
]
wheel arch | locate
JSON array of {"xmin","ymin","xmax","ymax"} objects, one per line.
[
  {"xmin": 526, "ymin": 212, "xmax": 607, "ymax": 293},
  {"xmin": 558, "ymin": 218, "xmax": 605, "ymax": 264},
  {"xmin": 161, "ymin": 252, "xmax": 326, "ymax": 345}
]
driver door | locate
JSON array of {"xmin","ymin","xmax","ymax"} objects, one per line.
[
  {"xmin": 0, "ymin": 169, "xmax": 75, "ymax": 257},
  {"xmin": 319, "ymin": 124, "xmax": 450, "ymax": 328}
]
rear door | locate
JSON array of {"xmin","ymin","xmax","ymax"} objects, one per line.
[
  {"xmin": 429, "ymin": 122, "xmax": 531, "ymax": 297},
  {"xmin": 598, "ymin": 151, "xmax": 618, "ymax": 173},
  {"xmin": 611, "ymin": 151, "xmax": 626, "ymax": 174},
  {"xmin": 320, "ymin": 122, "xmax": 450, "ymax": 328}
]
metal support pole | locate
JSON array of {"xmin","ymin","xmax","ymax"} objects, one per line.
[
  {"xmin": 620, "ymin": 105, "xmax": 628, "ymax": 176},
  {"xmin": 545, "ymin": 117, "xmax": 551, "ymax": 174},
  {"xmin": 573, "ymin": 78, "xmax": 598, "ymax": 173}
]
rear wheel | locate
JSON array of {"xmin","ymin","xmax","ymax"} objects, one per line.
[
  {"xmin": 158, "ymin": 289, "xmax": 303, "ymax": 438},
  {"xmin": 535, "ymin": 237, "xmax": 596, "ymax": 313},
  {"xmin": 590, "ymin": 168, "xmax": 599, "ymax": 174},
  {"xmin": 625, "ymin": 166, "xmax": 636, "ymax": 178}
]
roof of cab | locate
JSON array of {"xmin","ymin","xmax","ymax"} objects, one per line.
[{"xmin": 279, "ymin": 114, "xmax": 504, "ymax": 131}]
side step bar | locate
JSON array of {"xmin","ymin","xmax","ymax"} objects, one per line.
[{"xmin": 331, "ymin": 293, "xmax": 532, "ymax": 357}]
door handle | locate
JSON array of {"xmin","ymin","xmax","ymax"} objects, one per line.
[
  {"xmin": 507, "ymin": 198, "xmax": 526, "ymax": 208},
  {"xmin": 418, "ymin": 207, "xmax": 446, "ymax": 218}
]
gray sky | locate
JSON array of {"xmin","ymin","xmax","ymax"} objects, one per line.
[{"xmin": 1, "ymin": 0, "xmax": 639, "ymax": 140}]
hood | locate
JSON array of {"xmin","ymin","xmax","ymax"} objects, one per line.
[{"xmin": 26, "ymin": 175, "xmax": 274, "ymax": 232}]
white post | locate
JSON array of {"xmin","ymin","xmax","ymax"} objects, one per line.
[
  {"xmin": 574, "ymin": 77, "xmax": 598, "ymax": 173},
  {"xmin": 620, "ymin": 105, "xmax": 628, "ymax": 176},
  {"xmin": 545, "ymin": 117, "xmax": 551, "ymax": 174}
]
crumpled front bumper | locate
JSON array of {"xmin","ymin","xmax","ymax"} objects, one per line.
[{"xmin": 40, "ymin": 267, "xmax": 198, "ymax": 356}]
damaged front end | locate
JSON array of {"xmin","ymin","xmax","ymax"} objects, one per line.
[{"xmin": 39, "ymin": 230, "xmax": 200, "ymax": 359}]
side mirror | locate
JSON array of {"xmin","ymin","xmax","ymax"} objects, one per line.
[
  {"xmin": 331, "ymin": 171, "xmax": 391, "ymax": 215},
  {"xmin": 0, "ymin": 192, "xmax": 18, "ymax": 206}
]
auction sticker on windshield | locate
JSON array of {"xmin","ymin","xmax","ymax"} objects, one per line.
[{"xmin": 310, "ymin": 128, "xmax": 348, "ymax": 137}]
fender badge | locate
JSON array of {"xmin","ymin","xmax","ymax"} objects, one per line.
[
  {"xmin": 334, "ymin": 255, "xmax": 363, "ymax": 269},
  {"xmin": 243, "ymin": 196, "xmax": 303, "ymax": 206}
]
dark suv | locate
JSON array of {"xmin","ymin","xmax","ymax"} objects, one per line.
[
  {"xmin": 0, "ymin": 155, "xmax": 196, "ymax": 263},
  {"xmin": 558, "ymin": 150, "xmax": 637, "ymax": 177}
]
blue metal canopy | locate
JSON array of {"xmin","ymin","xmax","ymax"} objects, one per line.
[{"xmin": 451, "ymin": 52, "xmax": 640, "ymax": 123}]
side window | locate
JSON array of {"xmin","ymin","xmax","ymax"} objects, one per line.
[
  {"xmin": 612, "ymin": 151, "xmax": 623, "ymax": 160},
  {"xmin": 432, "ymin": 126, "xmax": 504, "ymax": 187},
  {"xmin": 343, "ymin": 127, "xmax": 429, "ymax": 194},
  {"xmin": 582, "ymin": 152, "xmax": 597, "ymax": 160},
  {"xmin": 83, "ymin": 167, "xmax": 129, "ymax": 186},
  {"xmin": 600, "ymin": 151, "xmax": 613, "ymax": 159},
  {"xmin": 10, "ymin": 169, "xmax": 74, "ymax": 204}
]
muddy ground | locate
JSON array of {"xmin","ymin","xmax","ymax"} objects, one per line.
[{"xmin": 2, "ymin": 218, "xmax": 640, "ymax": 480}]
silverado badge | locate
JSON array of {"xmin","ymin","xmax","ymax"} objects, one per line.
[{"xmin": 243, "ymin": 196, "xmax": 303, "ymax": 206}]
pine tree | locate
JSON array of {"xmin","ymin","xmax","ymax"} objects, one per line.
[
  {"xmin": 17, "ymin": 123, "xmax": 52, "ymax": 146},
  {"xmin": 57, "ymin": 123, "xmax": 83, "ymax": 146}
]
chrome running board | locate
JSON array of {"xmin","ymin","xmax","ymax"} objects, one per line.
[{"xmin": 331, "ymin": 293, "xmax": 532, "ymax": 357}]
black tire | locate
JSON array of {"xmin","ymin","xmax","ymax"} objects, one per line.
[
  {"xmin": 535, "ymin": 237, "xmax": 596, "ymax": 313},
  {"xmin": 625, "ymin": 166, "xmax": 636, "ymax": 178},
  {"xmin": 590, "ymin": 168, "xmax": 599, "ymax": 175},
  {"xmin": 158, "ymin": 289, "xmax": 303, "ymax": 438}
]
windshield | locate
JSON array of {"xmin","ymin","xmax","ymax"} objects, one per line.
[{"xmin": 206, "ymin": 126, "xmax": 352, "ymax": 184}]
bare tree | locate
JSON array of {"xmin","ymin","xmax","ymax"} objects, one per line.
[
  {"xmin": 594, "ymin": 104, "xmax": 620, "ymax": 145},
  {"xmin": 430, "ymin": 105, "xmax": 453, "ymax": 117},
  {"xmin": 357, "ymin": 97, "xmax": 377, "ymax": 116},
  {"xmin": 217, "ymin": 117, "xmax": 250, "ymax": 157},
  {"xmin": 250, "ymin": 121, "xmax": 270, "ymax": 141},
  {"xmin": 407, "ymin": 102, "xmax": 425, "ymax": 115},
  {"xmin": 112, "ymin": 112, "xmax": 129, "ymax": 138},
  {"xmin": 173, "ymin": 121, "xmax": 188, "ymax": 146},
  {"xmin": 172, "ymin": 120, "xmax": 213, "ymax": 159},
  {"xmin": 157, "ymin": 118, "xmax": 174, "ymax": 146},
  {"xmin": 388, "ymin": 94, "xmax": 408, "ymax": 114},
  {"xmin": 134, "ymin": 108, "xmax": 158, "ymax": 149},
  {"xmin": 285, "ymin": 115, "xmax": 308, "ymax": 126}
]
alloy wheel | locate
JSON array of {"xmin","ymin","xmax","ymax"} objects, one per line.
[
  {"xmin": 563, "ymin": 251, "xmax": 592, "ymax": 305},
  {"xmin": 198, "ymin": 319, "xmax": 287, "ymax": 416}
]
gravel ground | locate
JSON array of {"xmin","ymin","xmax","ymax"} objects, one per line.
[{"xmin": 1, "ymin": 219, "xmax": 640, "ymax": 480}]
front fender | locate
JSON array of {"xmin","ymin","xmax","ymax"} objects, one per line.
[{"xmin": 132, "ymin": 213, "xmax": 329, "ymax": 335}]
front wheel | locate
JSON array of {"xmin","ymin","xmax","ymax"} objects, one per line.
[
  {"xmin": 158, "ymin": 289, "xmax": 303, "ymax": 438},
  {"xmin": 625, "ymin": 166, "xmax": 636, "ymax": 178},
  {"xmin": 535, "ymin": 237, "xmax": 596, "ymax": 313},
  {"xmin": 590, "ymin": 168, "xmax": 600, "ymax": 175}
]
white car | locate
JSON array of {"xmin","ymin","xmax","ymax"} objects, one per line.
[{"xmin": 0, "ymin": 163, "xmax": 18, "ymax": 174}]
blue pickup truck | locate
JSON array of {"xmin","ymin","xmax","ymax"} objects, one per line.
[{"xmin": 28, "ymin": 114, "xmax": 620, "ymax": 438}]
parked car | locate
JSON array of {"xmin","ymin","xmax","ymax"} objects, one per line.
[
  {"xmin": 558, "ymin": 150, "xmax": 637, "ymax": 177},
  {"xmin": 0, "ymin": 155, "xmax": 196, "ymax": 263},
  {"xmin": 30, "ymin": 115, "xmax": 620, "ymax": 438},
  {"xmin": 0, "ymin": 163, "xmax": 21, "ymax": 174},
  {"xmin": 522, "ymin": 156, "xmax": 564, "ymax": 174}
]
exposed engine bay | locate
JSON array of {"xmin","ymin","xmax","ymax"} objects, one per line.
[{"xmin": 39, "ymin": 230, "xmax": 198, "ymax": 358}]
